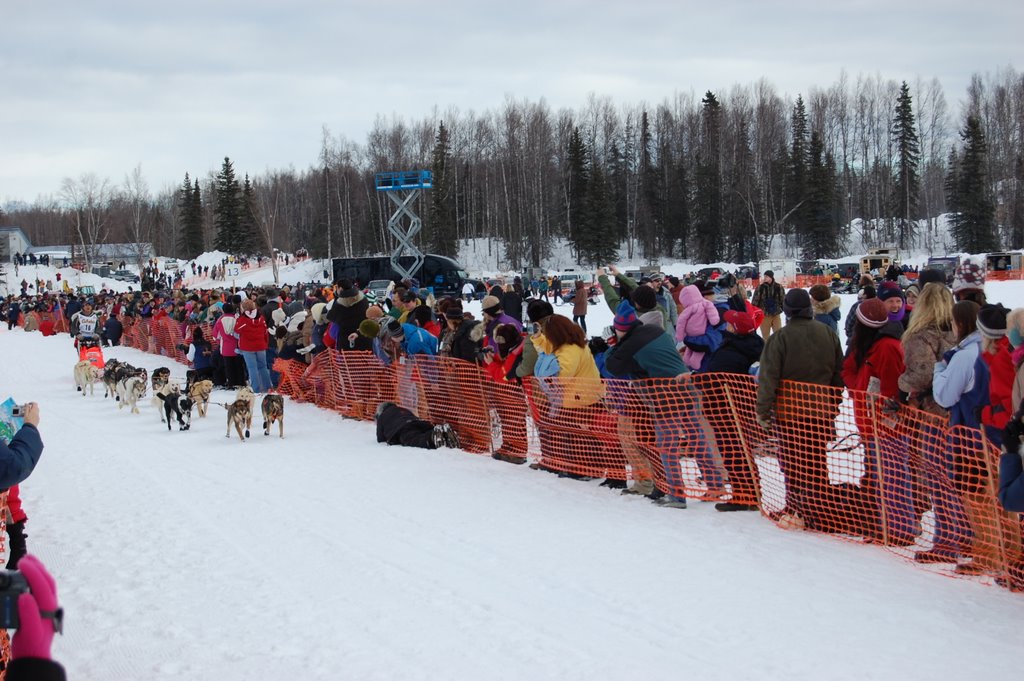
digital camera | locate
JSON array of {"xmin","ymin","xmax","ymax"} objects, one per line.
[
  {"xmin": 10, "ymin": 404, "xmax": 28, "ymax": 418},
  {"xmin": 0, "ymin": 570, "xmax": 29, "ymax": 629}
]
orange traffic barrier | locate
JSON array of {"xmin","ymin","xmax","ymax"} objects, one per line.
[{"xmin": 103, "ymin": 315, "xmax": 1024, "ymax": 594}]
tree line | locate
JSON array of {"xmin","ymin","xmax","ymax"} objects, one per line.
[{"xmin": 2, "ymin": 68, "xmax": 1022, "ymax": 269}]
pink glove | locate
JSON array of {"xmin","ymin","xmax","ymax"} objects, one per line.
[{"xmin": 11, "ymin": 554, "xmax": 62, "ymax": 660}]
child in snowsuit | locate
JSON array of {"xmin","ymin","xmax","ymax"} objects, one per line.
[{"xmin": 675, "ymin": 284, "xmax": 720, "ymax": 371}]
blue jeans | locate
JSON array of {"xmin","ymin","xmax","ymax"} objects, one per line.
[
  {"xmin": 642, "ymin": 383, "xmax": 725, "ymax": 502},
  {"xmin": 866, "ymin": 437, "xmax": 918, "ymax": 540},
  {"xmin": 239, "ymin": 349, "xmax": 271, "ymax": 393}
]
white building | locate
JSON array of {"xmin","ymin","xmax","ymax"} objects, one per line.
[{"xmin": 0, "ymin": 227, "xmax": 32, "ymax": 262}]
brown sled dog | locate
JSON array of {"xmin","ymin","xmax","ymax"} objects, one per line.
[{"xmin": 261, "ymin": 394, "xmax": 284, "ymax": 438}]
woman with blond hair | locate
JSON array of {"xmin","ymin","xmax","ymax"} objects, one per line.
[
  {"xmin": 899, "ymin": 283, "xmax": 956, "ymax": 416},
  {"xmin": 900, "ymin": 284, "xmax": 962, "ymax": 563}
]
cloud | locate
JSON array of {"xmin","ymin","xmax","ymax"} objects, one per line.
[{"xmin": 1, "ymin": 0, "xmax": 1020, "ymax": 202}]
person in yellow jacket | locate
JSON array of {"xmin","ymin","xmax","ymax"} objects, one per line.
[{"xmin": 541, "ymin": 315, "xmax": 604, "ymax": 407}]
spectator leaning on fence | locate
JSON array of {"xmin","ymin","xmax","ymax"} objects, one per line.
[{"xmin": 756, "ymin": 288, "xmax": 845, "ymax": 532}]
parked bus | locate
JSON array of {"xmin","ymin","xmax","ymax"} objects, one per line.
[{"xmin": 330, "ymin": 254, "xmax": 469, "ymax": 295}]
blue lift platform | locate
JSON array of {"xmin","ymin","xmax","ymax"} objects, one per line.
[{"xmin": 375, "ymin": 170, "xmax": 432, "ymax": 282}]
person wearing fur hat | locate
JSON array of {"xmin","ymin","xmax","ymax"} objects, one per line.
[
  {"xmin": 480, "ymin": 295, "xmax": 522, "ymax": 354},
  {"xmin": 952, "ymin": 259, "xmax": 987, "ymax": 305},
  {"xmin": 751, "ymin": 270, "xmax": 785, "ymax": 339},
  {"xmin": 757, "ymin": 288, "xmax": 845, "ymax": 531},
  {"xmin": 326, "ymin": 279, "xmax": 370, "ymax": 350},
  {"xmin": 810, "ymin": 284, "xmax": 841, "ymax": 334},
  {"xmin": 841, "ymin": 297, "xmax": 917, "ymax": 545},
  {"xmin": 443, "ymin": 304, "xmax": 486, "ymax": 365}
]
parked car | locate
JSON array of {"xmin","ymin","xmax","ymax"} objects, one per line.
[
  {"xmin": 112, "ymin": 269, "xmax": 140, "ymax": 283},
  {"xmin": 365, "ymin": 279, "xmax": 393, "ymax": 300}
]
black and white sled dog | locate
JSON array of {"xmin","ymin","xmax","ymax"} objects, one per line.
[{"xmin": 151, "ymin": 382, "xmax": 192, "ymax": 430}]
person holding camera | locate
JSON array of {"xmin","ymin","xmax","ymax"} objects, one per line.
[
  {"xmin": 1, "ymin": 404, "xmax": 43, "ymax": 491},
  {"xmin": 5, "ymin": 553, "xmax": 66, "ymax": 681}
]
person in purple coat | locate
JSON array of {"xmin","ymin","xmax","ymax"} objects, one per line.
[{"xmin": 480, "ymin": 295, "xmax": 522, "ymax": 353}]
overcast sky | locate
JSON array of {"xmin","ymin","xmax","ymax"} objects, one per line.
[{"xmin": 2, "ymin": 0, "xmax": 1020, "ymax": 204}]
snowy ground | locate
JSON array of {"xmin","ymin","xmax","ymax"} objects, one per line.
[{"xmin": 5, "ymin": 295, "xmax": 1024, "ymax": 679}]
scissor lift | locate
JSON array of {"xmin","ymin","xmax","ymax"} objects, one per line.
[{"xmin": 374, "ymin": 170, "xmax": 433, "ymax": 282}]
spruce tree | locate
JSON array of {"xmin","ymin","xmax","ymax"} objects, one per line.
[
  {"xmin": 177, "ymin": 174, "xmax": 204, "ymax": 258},
  {"xmin": 565, "ymin": 126, "xmax": 588, "ymax": 259},
  {"xmin": 726, "ymin": 117, "xmax": 756, "ymax": 262},
  {"xmin": 427, "ymin": 122, "xmax": 458, "ymax": 257},
  {"xmin": 238, "ymin": 175, "xmax": 258, "ymax": 255},
  {"xmin": 663, "ymin": 152, "xmax": 689, "ymax": 260},
  {"xmin": 803, "ymin": 132, "xmax": 840, "ymax": 258},
  {"xmin": 785, "ymin": 96, "xmax": 809, "ymax": 236},
  {"xmin": 890, "ymin": 81, "xmax": 921, "ymax": 249},
  {"xmin": 214, "ymin": 156, "xmax": 242, "ymax": 253},
  {"xmin": 580, "ymin": 160, "xmax": 619, "ymax": 266},
  {"xmin": 949, "ymin": 115, "xmax": 998, "ymax": 252},
  {"xmin": 1009, "ymin": 156, "xmax": 1024, "ymax": 249},
  {"xmin": 636, "ymin": 111, "xmax": 659, "ymax": 260},
  {"xmin": 691, "ymin": 91, "xmax": 723, "ymax": 263}
]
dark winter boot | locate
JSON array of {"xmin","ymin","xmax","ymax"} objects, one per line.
[{"xmin": 5, "ymin": 521, "xmax": 27, "ymax": 569}]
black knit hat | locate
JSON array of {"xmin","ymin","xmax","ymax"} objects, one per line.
[
  {"xmin": 918, "ymin": 268, "xmax": 947, "ymax": 287},
  {"xmin": 782, "ymin": 288, "xmax": 813, "ymax": 319},
  {"xmin": 978, "ymin": 304, "xmax": 1008, "ymax": 340},
  {"xmin": 526, "ymin": 299, "xmax": 554, "ymax": 323},
  {"xmin": 386, "ymin": 319, "xmax": 404, "ymax": 340}
]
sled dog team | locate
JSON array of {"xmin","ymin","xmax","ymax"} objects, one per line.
[{"xmin": 73, "ymin": 358, "xmax": 284, "ymax": 441}]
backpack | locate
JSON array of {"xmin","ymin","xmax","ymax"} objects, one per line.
[{"xmin": 534, "ymin": 352, "xmax": 560, "ymax": 378}]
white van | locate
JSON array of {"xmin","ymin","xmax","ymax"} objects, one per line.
[{"xmin": 757, "ymin": 259, "xmax": 798, "ymax": 284}]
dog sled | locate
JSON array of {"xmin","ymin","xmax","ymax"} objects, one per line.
[{"xmin": 77, "ymin": 337, "xmax": 105, "ymax": 369}]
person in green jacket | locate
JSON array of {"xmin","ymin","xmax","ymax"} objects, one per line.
[
  {"xmin": 756, "ymin": 288, "xmax": 844, "ymax": 532},
  {"xmin": 595, "ymin": 266, "xmax": 672, "ymax": 334}
]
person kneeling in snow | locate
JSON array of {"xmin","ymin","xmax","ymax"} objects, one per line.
[{"xmin": 375, "ymin": 402, "xmax": 460, "ymax": 450}]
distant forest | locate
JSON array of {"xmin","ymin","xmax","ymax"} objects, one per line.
[{"xmin": 2, "ymin": 68, "xmax": 1022, "ymax": 268}]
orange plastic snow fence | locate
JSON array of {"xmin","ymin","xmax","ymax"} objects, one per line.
[{"xmin": 110, "ymin": 320, "xmax": 1024, "ymax": 594}]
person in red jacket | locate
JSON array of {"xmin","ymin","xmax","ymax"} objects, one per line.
[
  {"xmin": 234, "ymin": 298, "xmax": 272, "ymax": 392},
  {"xmin": 5, "ymin": 483, "xmax": 28, "ymax": 568},
  {"xmin": 480, "ymin": 324, "xmax": 528, "ymax": 464},
  {"xmin": 841, "ymin": 297, "xmax": 917, "ymax": 545},
  {"xmin": 978, "ymin": 304, "xmax": 1014, "ymax": 446}
]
